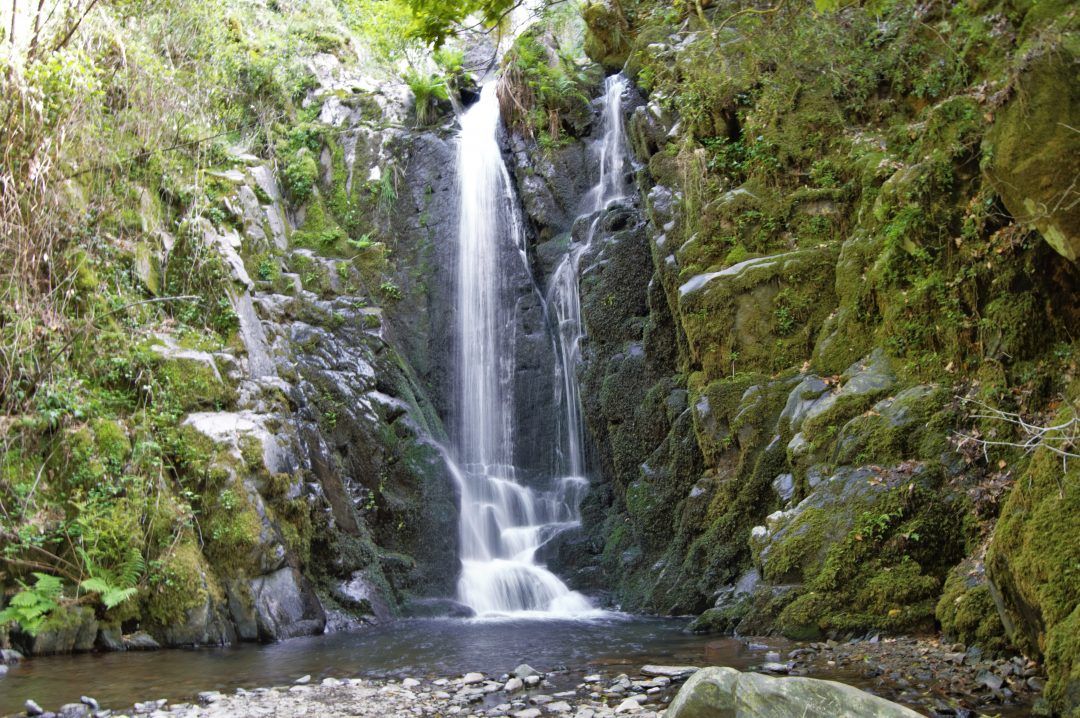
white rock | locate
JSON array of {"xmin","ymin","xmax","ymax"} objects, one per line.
[
  {"xmin": 462, "ymin": 672, "xmax": 486, "ymax": 685},
  {"xmin": 402, "ymin": 678, "xmax": 421, "ymax": 689},
  {"xmin": 640, "ymin": 666, "xmax": 699, "ymax": 680},
  {"xmin": 504, "ymin": 677, "xmax": 524, "ymax": 692}
]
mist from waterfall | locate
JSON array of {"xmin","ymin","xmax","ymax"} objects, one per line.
[{"xmin": 451, "ymin": 76, "xmax": 628, "ymax": 617}]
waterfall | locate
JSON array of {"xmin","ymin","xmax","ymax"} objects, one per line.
[
  {"xmin": 548, "ymin": 75, "xmax": 629, "ymax": 478},
  {"xmin": 452, "ymin": 82, "xmax": 600, "ymax": 617}
]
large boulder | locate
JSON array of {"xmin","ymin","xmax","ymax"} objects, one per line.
[
  {"xmin": 667, "ymin": 666, "xmax": 923, "ymax": 718},
  {"xmin": 987, "ymin": 394, "xmax": 1080, "ymax": 716},
  {"xmin": 985, "ymin": 44, "xmax": 1080, "ymax": 262}
]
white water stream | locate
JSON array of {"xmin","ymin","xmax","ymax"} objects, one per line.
[{"xmin": 451, "ymin": 77, "xmax": 628, "ymax": 617}]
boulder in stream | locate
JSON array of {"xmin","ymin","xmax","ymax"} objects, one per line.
[{"xmin": 666, "ymin": 666, "xmax": 923, "ymax": 718}]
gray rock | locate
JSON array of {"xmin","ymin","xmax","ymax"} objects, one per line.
[
  {"xmin": 978, "ymin": 670, "xmax": 1004, "ymax": 691},
  {"xmin": 122, "ymin": 632, "xmax": 161, "ymax": 651},
  {"xmin": 79, "ymin": 697, "xmax": 99, "ymax": 710},
  {"xmin": 514, "ymin": 664, "xmax": 542, "ymax": 679},
  {"xmin": 25, "ymin": 699, "xmax": 45, "ymax": 716},
  {"xmin": 640, "ymin": 665, "xmax": 698, "ymax": 680},
  {"xmin": 58, "ymin": 704, "xmax": 89, "ymax": 718},
  {"xmin": 504, "ymin": 677, "xmax": 524, "ymax": 693},
  {"xmin": 772, "ymin": 473, "xmax": 795, "ymax": 503},
  {"xmin": 666, "ymin": 666, "xmax": 923, "ymax": 718},
  {"xmin": 248, "ymin": 566, "xmax": 326, "ymax": 641}
]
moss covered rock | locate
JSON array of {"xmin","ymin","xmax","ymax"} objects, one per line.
[
  {"xmin": 987, "ymin": 398, "xmax": 1080, "ymax": 716},
  {"xmin": 677, "ymin": 248, "xmax": 837, "ymax": 380},
  {"xmin": 986, "ymin": 44, "xmax": 1080, "ymax": 262}
]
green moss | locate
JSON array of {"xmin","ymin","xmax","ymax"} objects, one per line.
[
  {"xmin": 281, "ymin": 149, "xmax": 318, "ymax": 204},
  {"xmin": 761, "ymin": 507, "xmax": 829, "ymax": 583},
  {"xmin": 678, "ymin": 247, "xmax": 837, "ymax": 381},
  {"xmin": 988, "ymin": 399, "xmax": 1080, "ymax": 716},
  {"xmin": 144, "ymin": 541, "xmax": 209, "ymax": 627},
  {"xmin": 936, "ymin": 566, "xmax": 1007, "ymax": 651},
  {"xmin": 688, "ymin": 599, "xmax": 752, "ymax": 635},
  {"xmin": 773, "ymin": 472, "xmax": 969, "ymax": 639},
  {"xmin": 202, "ymin": 480, "xmax": 264, "ymax": 571},
  {"xmin": 153, "ymin": 351, "xmax": 233, "ymax": 413}
]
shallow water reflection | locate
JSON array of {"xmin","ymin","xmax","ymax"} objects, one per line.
[{"xmin": 0, "ymin": 616, "xmax": 773, "ymax": 714}]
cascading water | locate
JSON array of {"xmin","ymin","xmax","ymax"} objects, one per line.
[
  {"xmin": 452, "ymin": 83, "xmax": 594, "ymax": 617},
  {"xmin": 451, "ymin": 75, "xmax": 629, "ymax": 618},
  {"xmin": 548, "ymin": 75, "xmax": 629, "ymax": 478}
]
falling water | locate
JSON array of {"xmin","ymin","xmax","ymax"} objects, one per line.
[
  {"xmin": 452, "ymin": 83, "xmax": 594, "ymax": 617},
  {"xmin": 548, "ymin": 75, "xmax": 630, "ymax": 478}
]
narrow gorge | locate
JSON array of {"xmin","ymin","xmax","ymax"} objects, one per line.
[{"xmin": 0, "ymin": 0, "xmax": 1077, "ymax": 717}]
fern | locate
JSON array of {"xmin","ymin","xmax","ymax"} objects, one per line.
[
  {"xmin": 79, "ymin": 578, "xmax": 137, "ymax": 609},
  {"xmin": 0, "ymin": 573, "xmax": 63, "ymax": 635},
  {"xmin": 77, "ymin": 546, "xmax": 144, "ymax": 610}
]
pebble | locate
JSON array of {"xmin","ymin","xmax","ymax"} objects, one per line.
[
  {"xmin": 29, "ymin": 646, "xmax": 1041, "ymax": 718},
  {"xmin": 25, "ymin": 699, "xmax": 45, "ymax": 716}
]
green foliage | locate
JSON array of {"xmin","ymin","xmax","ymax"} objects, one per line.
[
  {"xmin": 499, "ymin": 29, "xmax": 597, "ymax": 144},
  {"xmin": 406, "ymin": 0, "xmax": 520, "ymax": 47},
  {"xmin": 78, "ymin": 545, "xmax": 144, "ymax": 609},
  {"xmin": 405, "ymin": 69, "xmax": 449, "ymax": 126},
  {"xmin": 283, "ymin": 150, "xmax": 319, "ymax": 203},
  {"xmin": 0, "ymin": 574, "xmax": 63, "ymax": 636}
]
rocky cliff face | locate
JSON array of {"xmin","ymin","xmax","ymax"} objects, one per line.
[
  {"xmin": 1, "ymin": 29, "xmax": 468, "ymax": 652},
  {"xmin": 510, "ymin": 1, "xmax": 1078, "ymax": 714}
]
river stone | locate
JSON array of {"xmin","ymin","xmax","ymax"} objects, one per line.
[
  {"xmin": 666, "ymin": 666, "xmax": 924, "ymax": 718},
  {"xmin": 121, "ymin": 631, "xmax": 161, "ymax": 651},
  {"xmin": 514, "ymin": 664, "xmax": 542, "ymax": 679},
  {"xmin": 462, "ymin": 672, "xmax": 486, "ymax": 685},
  {"xmin": 640, "ymin": 665, "xmax": 699, "ymax": 680},
  {"xmin": 25, "ymin": 699, "xmax": 44, "ymax": 716},
  {"xmin": 505, "ymin": 677, "xmax": 524, "ymax": 692}
]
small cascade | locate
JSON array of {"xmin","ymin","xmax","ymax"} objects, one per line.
[
  {"xmin": 452, "ymin": 83, "xmax": 594, "ymax": 617},
  {"xmin": 548, "ymin": 75, "xmax": 630, "ymax": 476}
]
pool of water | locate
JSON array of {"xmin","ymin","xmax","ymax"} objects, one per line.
[
  {"xmin": 0, "ymin": 614, "xmax": 786, "ymax": 714},
  {"xmin": 0, "ymin": 615, "xmax": 1033, "ymax": 717}
]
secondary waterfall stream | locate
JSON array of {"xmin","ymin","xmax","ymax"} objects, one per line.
[{"xmin": 451, "ymin": 76, "xmax": 628, "ymax": 617}]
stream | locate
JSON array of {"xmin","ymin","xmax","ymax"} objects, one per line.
[{"xmin": 0, "ymin": 615, "xmax": 783, "ymax": 714}]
